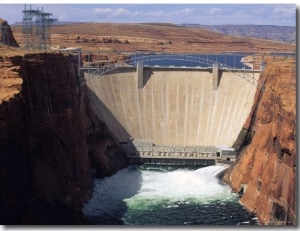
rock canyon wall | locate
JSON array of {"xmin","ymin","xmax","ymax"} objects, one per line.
[
  {"xmin": 223, "ymin": 56, "xmax": 296, "ymax": 225},
  {"xmin": 0, "ymin": 52, "xmax": 128, "ymax": 224}
]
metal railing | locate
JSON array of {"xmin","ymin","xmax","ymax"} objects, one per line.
[
  {"xmin": 59, "ymin": 50, "xmax": 294, "ymax": 91},
  {"xmin": 82, "ymin": 52, "xmax": 264, "ymax": 90}
]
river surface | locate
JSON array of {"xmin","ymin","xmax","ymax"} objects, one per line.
[{"xmin": 83, "ymin": 165, "xmax": 259, "ymax": 226}]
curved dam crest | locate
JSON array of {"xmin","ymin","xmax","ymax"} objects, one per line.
[{"xmin": 86, "ymin": 67, "xmax": 260, "ymax": 147}]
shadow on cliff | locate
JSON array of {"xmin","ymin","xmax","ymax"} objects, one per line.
[{"xmin": 84, "ymin": 165, "xmax": 143, "ymax": 225}]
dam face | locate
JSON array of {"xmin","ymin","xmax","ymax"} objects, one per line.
[{"xmin": 86, "ymin": 67, "xmax": 259, "ymax": 147}]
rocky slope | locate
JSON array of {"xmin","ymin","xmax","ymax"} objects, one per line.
[
  {"xmin": 0, "ymin": 18, "xmax": 19, "ymax": 47},
  {"xmin": 0, "ymin": 50, "xmax": 128, "ymax": 224},
  {"xmin": 11, "ymin": 22, "xmax": 296, "ymax": 54},
  {"xmin": 223, "ymin": 56, "xmax": 296, "ymax": 225}
]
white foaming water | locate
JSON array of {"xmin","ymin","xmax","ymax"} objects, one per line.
[
  {"xmin": 137, "ymin": 165, "xmax": 229, "ymax": 201},
  {"xmin": 83, "ymin": 165, "xmax": 236, "ymax": 221}
]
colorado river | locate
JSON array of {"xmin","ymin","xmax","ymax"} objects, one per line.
[{"xmin": 83, "ymin": 165, "xmax": 258, "ymax": 225}]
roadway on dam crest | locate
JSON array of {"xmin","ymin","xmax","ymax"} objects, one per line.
[{"xmin": 86, "ymin": 66, "xmax": 260, "ymax": 147}]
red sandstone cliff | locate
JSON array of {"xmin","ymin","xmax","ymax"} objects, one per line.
[
  {"xmin": 0, "ymin": 18, "xmax": 19, "ymax": 47},
  {"xmin": 223, "ymin": 56, "xmax": 296, "ymax": 225},
  {"xmin": 0, "ymin": 51, "xmax": 128, "ymax": 224}
]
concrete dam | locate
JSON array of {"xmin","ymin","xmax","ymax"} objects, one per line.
[{"xmin": 85, "ymin": 64, "xmax": 260, "ymax": 164}]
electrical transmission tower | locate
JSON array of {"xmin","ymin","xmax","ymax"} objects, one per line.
[
  {"xmin": 22, "ymin": 4, "xmax": 39, "ymax": 51},
  {"xmin": 22, "ymin": 4, "xmax": 57, "ymax": 51},
  {"xmin": 35, "ymin": 7, "xmax": 58, "ymax": 50}
]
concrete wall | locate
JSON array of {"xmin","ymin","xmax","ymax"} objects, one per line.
[{"xmin": 86, "ymin": 67, "xmax": 260, "ymax": 147}]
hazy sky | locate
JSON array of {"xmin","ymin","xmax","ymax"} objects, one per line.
[{"xmin": 0, "ymin": 3, "xmax": 297, "ymax": 26}]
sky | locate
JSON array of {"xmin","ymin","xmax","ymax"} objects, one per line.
[{"xmin": 0, "ymin": 2, "xmax": 297, "ymax": 26}]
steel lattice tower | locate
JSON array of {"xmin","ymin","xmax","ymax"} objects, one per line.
[
  {"xmin": 22, "ymin": 4, "xmax": 39, "ymax": 51},
  {"xmin": 22, "ymin": 4, "xmax": 57, "ymax": 51},
  {"xmin": 35, "ymin": 7, "xmax": 57, "ymax": 50}
]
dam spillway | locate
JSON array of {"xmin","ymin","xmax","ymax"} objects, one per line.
[{"xmin": 85, "ymin": 66, "xmax": 260, "ymax": 148}]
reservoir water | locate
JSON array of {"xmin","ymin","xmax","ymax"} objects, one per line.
[
  {"xmin": 128, "ymin": 52, "xmax": 294, "ymax": 70},
  {"xmin": 83, "ymin": 165, "xmax": 259, "ymax": 225},
  {"xmin": 129, "ymin": 53, "xmax": 254, "ymax": 69}
]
